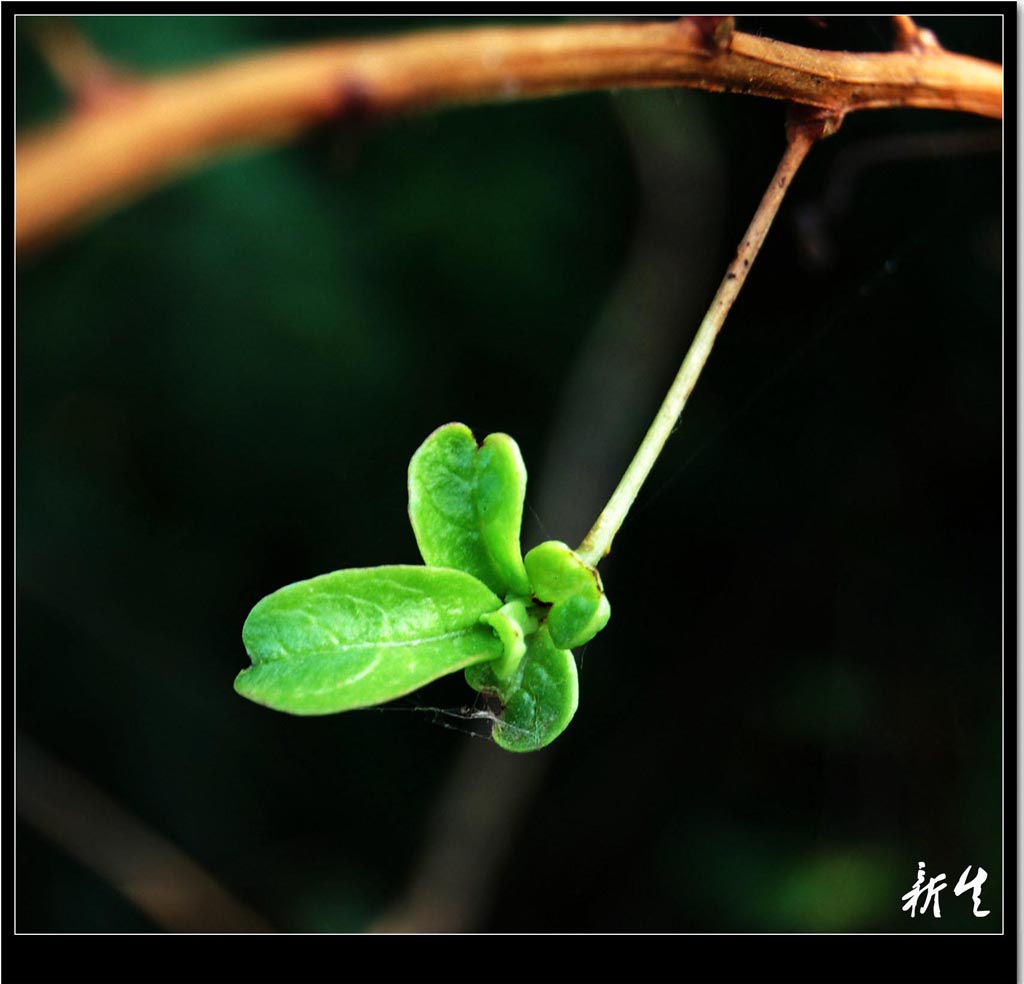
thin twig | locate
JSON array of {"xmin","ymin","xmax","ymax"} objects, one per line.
[
  {"xmin": 16, "ymin": 16, "xmax": 1002, "ymax": 251},
  {"xmin": 576, "ymin": 114, "xmax": 821, "ymax": 567}
]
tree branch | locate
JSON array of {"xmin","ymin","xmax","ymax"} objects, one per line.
[{"xmin": 16, "ymin": 16, "xmax": 1002, "ymax": 252}]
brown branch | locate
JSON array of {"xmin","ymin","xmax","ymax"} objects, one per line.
[{"xmin": 16, "ymin": 17, "xmax": 1002, "ymax": 252}]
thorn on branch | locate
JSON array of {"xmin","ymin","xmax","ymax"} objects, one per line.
[
  {"xmin": 892, "ymin": 15, "xmax": 943, "ymax": 55},
  {"xmin": 678, "ymin": 15, "xmax": 735, "ymax": 53}
]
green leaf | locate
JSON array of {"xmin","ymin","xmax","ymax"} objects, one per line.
[
  {"xmin": 236, "ymin": 565, "xmax": 504, "ymax": 715},
  {"xmin": 524, "ymin": 540, "xmax": 611, "ymax": 650},
  {"xmin": 465, "ymin": 626, "xmax": 578, "ymax": 753},
  {"xmin": 407, "ymin": 422, "xmax": 531, "ymax": 597}
]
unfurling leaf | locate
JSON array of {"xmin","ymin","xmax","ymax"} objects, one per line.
[
  {"xmin": 479, "ymin": 597, "xmax": 539, "ymax": 684},
  {"xmin": 524, "ymin": 540, "xmax": 610, "ymax": 650},
  {"xmin": 236, "ymin": 566, "xmax": 503, "ymax": 714},
  {"xmin": 408, "ymin": 423, "xmax": 531, "ymax": 597}
]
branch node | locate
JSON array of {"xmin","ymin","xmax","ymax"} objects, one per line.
[
  {"xmin": 332, "ymin": 77, "xmax": 377, "ymax": 124},
  {"xmin": 786, "ymin": 103, "xmax": 844, "ymax": 145},
  {"xmin": 678, "ymin": 16, "xmax": 735, "ymax": 54}
]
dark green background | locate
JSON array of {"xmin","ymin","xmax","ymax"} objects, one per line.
[{"xmin": 16, "ymin": 15, "xmax": 1004, "ymax": 935}]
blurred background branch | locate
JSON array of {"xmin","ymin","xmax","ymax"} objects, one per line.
[{"xmin": 17, "ymin": 736, "xmax": 272, "ymax": 932}]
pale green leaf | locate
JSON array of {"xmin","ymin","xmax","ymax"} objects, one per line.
[
  {"xmin": 236, "ymin": 565, "xmax": 503, "ymax": 715},
  {"xmin": 407, "ymin": 422, "xmax": 530, "ymax": 597}
]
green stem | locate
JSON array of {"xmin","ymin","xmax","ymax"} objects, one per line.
[{"xmin": 576, "ymin": 129, "xmax": 815, "ymax": 567}]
